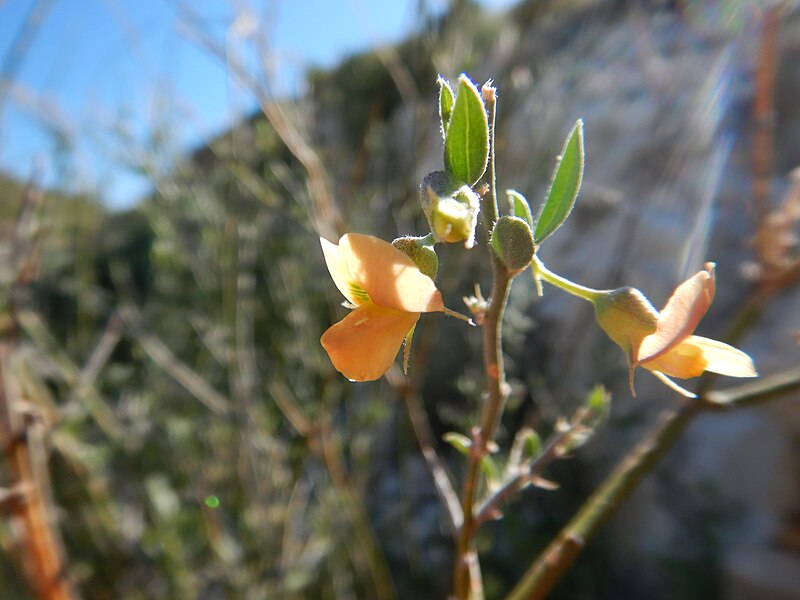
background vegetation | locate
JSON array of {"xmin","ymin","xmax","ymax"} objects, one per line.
[{"xmin": 2, "ymin": 1, "xmax": 800, "ymax": 598}]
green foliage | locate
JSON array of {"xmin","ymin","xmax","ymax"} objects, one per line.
[
  {"xmin": 534, "ymin": 119, "xmax": 585, "ymax": 244},
  {"xmin": 507, "ymin": 189, "xmax": 534, "ymax": 228},
  {"xmin": 438, "ymin": 76, "xmax": 455, "ymax": 137},
  {"xmin": 443, "ymin": 74, "xmax": 489, "ymax": 186},
  {"xmin": 444, "ymin": 431, "xmax": 472, "ymax": 455}
]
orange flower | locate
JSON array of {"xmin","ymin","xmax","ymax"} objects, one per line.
[
  {"xmin": 594, "ymin": 263, "xmax": 757, "ymax": 397},
  {"xmin": 320, "ymin": 233, "xmax": 445, "ymax": 381}
]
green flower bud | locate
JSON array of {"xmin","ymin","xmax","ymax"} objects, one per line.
[
  {"xmin": 392, "ymin": 236, "xmax": 439, "ymax": 280},
  {"xmin": 490, "ymin": 216, "xmax": 535, "ymax": 272},
  {"xmin": 420, "ymin": 171, "xmax": 480, "ymax": 248},
  {"xmin": 592, "ymin": 287, "xmax": 658, "ymax": 362}
]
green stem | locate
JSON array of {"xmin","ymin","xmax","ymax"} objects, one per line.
[
  {"xmin": 506, "ymin": 400, "xmax": 696, "ymax": 600},
  {"xmin": 531, "ymin": 256, "xmax": 607, "ymax": 302},
  {"xmin": 505, "ymin": 366, "xmax": 800, "ymax": 600},
  {"xmin": 453, "ymin": 83, "xmax": 508, "ymax": 600}
]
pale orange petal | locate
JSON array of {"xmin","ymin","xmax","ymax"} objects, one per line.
[
  {"xmin": 339, "ymin": 233, "xmax": 444, "ymax": 313},
  {"xmin": 637, "ymin": 263, "xmax": 715, "ymax": 364},
  {"xmin": 641, "ymin": 339, "xmax": 707, "ymax": 379},
  {"xmin": 682, "ymin": 335, "xmax": 758, "ymax": 378},
  {"xmin": 320, "ymin": 237, "xmax": 361, "ymax": 305},
  {"xmin": 649, "ymin": 370, "xmax": 698, "ymax": 398},
  {"xmin": 320, "ymin": 303, "xmax": 420, "ymax": 382}
]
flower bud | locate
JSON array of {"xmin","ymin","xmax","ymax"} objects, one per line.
[
  {"xmin": 490, "ymin": 216, "xmax": 535, "ymax": 272},
  {"xmin": 592, "ymin": 286, "xmax": 658, "ymax": 361},
  {"xmin": 392, "ymin": 236, "xmax": 439, "ymax": 280},
  {"xmin": 420, "ymin": 171, "xmax": 480, "ymax": 248}
]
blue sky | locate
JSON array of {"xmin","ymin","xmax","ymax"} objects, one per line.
[{"xmin": 0, "ymin": 0, "xmax": 515, "ymax": 207}]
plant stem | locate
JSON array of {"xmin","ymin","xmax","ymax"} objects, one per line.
[
  {"xmin": 531, "ymin": 256, "xmax": 606, "ymax": 302},
  {"xmin": 453, "ymin": 82, "xmax": 511, "ymax": 600},
  {"xmin": 505, "ymin": 366, "xmax": 800, "ymax": 600},
  {"xmin": 474, "ymin": 428, "xmax": 570, "ymax": 527}
]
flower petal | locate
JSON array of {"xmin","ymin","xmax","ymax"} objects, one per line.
[
  {"xmin": 320, "ymin": 303, "xmax": 421, "ymax": 382},
  {"xmin": 641, "ymin": 339, "xmax": 707, "ymax": 379},
  {"xmin": 649, "ymin": 370, "xmax": 698, "ymax": 398},
  {"xmin": 321, "ymin": 237, "xmax": 361, "ymax": 305},
  {"xmin": 682, "ymin": 335, "xmax": 758, "ymax": 378},
  {"xmin": 339, "ymin": 233, "xmax": 444, "ymax": 313},
  {"xmin": 637, "ymin": 263, "xmax": 715, "ymax": 364}
]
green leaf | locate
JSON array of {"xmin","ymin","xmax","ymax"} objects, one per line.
[
  {"xmin": 480, "ymin": 454, "xmax": 500, "ymax": 486},
  {"xmin": 507, "ymin": 427, "xmax": 542, "ymax": 476},
  {"xmin": 534, "ymin": 119, "xmax": 585, "ymax": 243},
  {"xmin": 443, "ymin": 74, "xmax": 489, "ymax": 186},
  {"xmin": 521, "ymin": 429, "xmax": 542, "ymax": 458},
  {"xmin": 443, "ymin": 432, "xmax": 471, "ymax": 456},
  {"xmin": 506, "ymin": 189, "xmax": 533, "ymax": 228},
  {"xmin": 557, "ymin": 385, "xmax": 611, "ymax": 455},
  {"xmin": 438, "ymin": 76, "xmax": 454, "ymax": 138}
]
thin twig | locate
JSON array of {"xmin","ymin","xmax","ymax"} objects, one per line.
[
  {"xmin": 752, "ymin": 2, "xmax": 782, "ymax": 224},
  {"xmin": 402, "ymin": 385, "xmax": 463, "ymax": 532},
  {"xmin": 119, "ymin": 303, "xmax": 231, "ymax": 415},
  {"xmin": 269, "ymin": 381, "xmax": 397, "ymax": 600},
  {"xmin": 474, "ymin": 428, "xmax": 570, "ymax": 528}
]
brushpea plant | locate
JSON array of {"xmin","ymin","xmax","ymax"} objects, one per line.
[{"xmin": 319, "ymin": 74, "xmax": 757, "ymax": 599}]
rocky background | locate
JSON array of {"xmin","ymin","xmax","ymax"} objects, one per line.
[{"xmin": 1, "ymin": 1, "xmax": 799, "ymax": 598}]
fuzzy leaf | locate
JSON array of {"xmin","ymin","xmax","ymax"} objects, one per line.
[
  {"xmin": 443, "ymin": 432, "xmax": 471, "ymax": 456},
  {"xmin": 443, "ymin": 74, "xmax": 489, "ymax": 186},
  {"xmin": 534, "ymin": 119, "xmax": 585, "ymax": 243},
  {"xmin": 438, "ymin": 76, "xmax": 455, "ymax": 138},
  {"xmin": 507, "ymin": 189, "xmax": 534, "ymax": 228}
]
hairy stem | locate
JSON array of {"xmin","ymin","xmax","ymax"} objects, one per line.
[
  {"xmin": 453, "ymin": 83, "xmax": 511, "ymax": 600},
  {"xmin": 531, "ymin": 256, "xmax": 606, "ymax": 302}
]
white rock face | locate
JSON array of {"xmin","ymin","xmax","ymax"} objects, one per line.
[{"xmin": 478, "ymin": 4, "xmax": 800, "ymax": 598}]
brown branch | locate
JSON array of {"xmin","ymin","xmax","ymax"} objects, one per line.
[
  {"xmin": 751, "ymin": 2, "xmax": 782, "ymax": 224},
  {"xmin": 474, "ymin": 429, "xmax": 570, "ymax": 528},
  {"xmin": 0, "ymin": 181, "xmax": 75, "ymax": 600}
]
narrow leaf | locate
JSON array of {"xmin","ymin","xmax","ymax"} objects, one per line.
[
  {"xmin": 557, "ymin": 385, "xmax": 611, "ymax": 455},
  {"xmin": 443, "ymin": 432, "xmax": 472, "ymax": 456},
  {"xmin": 438, "ymin": 76, "xmax": 454, "ymax": 138},
  {"xmin": 507, "ymin": 189, "xmax": 533, "ymax": 228},
  {"xmin": 480, "ymin": 454, "xmax": 501, "ymax": 487},
  {"xmin": 534, "ymin": 119, "xmax": 585, "ymax": 243},
  {"xmin": 443, "ymin": 74, "xmax": 489, "ymax": 186},
  {"xmin": 521, "ymin": 429, "xmax": 542, "ymax": 458}
]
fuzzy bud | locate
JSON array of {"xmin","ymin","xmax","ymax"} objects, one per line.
[
  {"xmin": 592, "ymin": 287, "xmax": 658, "ymax": 361},
  {"xmin": 490, "ymin": 216, "xmax": 535, "ymax": 272},
  {"xmin": 392, "ymin": 236, "xmax": 439, "ymax": 280},
  {"xmin": 420, "ymin": 171, "xmax": 480, "ymax": 248}
]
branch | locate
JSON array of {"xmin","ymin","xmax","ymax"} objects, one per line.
[
  {"xmin": 0, "ymin": 181, "xmax": 75, "ymax": 600},
  {"xmin": 454, "ymin": 83, "xmax": 510, "ymax": 600},
  {"xmin": 474, "ymin": 429, "xmax": 570, "ymax": 528},
  {"xmin": 506, "ymin": 368, "xmax": 800, "ymax": 600}
]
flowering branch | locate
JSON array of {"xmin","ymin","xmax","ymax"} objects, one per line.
[
  {"xmin": 505, "ymin": 367, "xmax": 800, "ymax": 600},
  {"xmin": 453, "ymin": 82, "xmax": 512, "ymax": 600}
]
